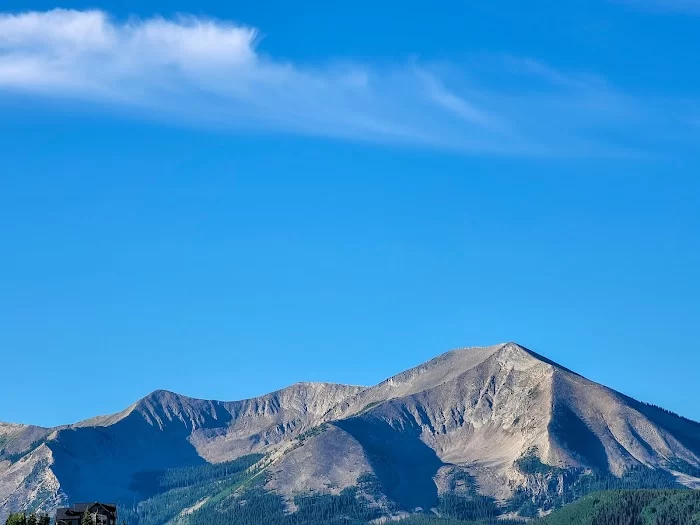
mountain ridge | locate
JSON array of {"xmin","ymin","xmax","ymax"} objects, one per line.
[{"xmin": 1, "ymin": 342, "xmax": 698, "ymax": 522}]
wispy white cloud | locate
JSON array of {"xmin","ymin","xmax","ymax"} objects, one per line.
[{"xmin": 0, "ymin": 9, "xmax": 696, "ymax": 157}]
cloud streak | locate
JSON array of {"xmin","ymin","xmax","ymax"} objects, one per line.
[{"xmin": 0, "ymin": 9, "xmax": 696, "ymax": 157}]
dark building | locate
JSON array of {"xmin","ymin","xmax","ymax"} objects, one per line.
[{"xmin": 55, "ymin": 503, "xmax": 117, "ymax": 525}]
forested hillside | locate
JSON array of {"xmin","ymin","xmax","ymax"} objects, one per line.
[
  {"xmin": 118, "ymin": 454, "xmax": 263, "ymax": 525},
  {"xmin": 113, "ymin": 453, "xmax": 695, "ymax": 525},
  {"xmin": 538, "ymin": 490, "xmax": 700, "ymax": 525},
  {"xmin": 4, "ymin": 485, "xmax": 699, "ymax": 525},
  {"xmin": 178, "ymin": 488, "xmax": 700, "ymax": 525}
]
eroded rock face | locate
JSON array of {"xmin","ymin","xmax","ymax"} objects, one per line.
[
  {"xmin": 2, "ymin": 342, "xmax": 699, "ymax": 520},
  {"xmin": 266, "ymin": 343, "xmax": 700, "ymax": 508},
  {"xmin": 188, "ymin": 382, "xmax": 366, "ymax": 462},
  {"xmin": 0, "ymin": 382, "xmax": 365, "ymax": 520}
]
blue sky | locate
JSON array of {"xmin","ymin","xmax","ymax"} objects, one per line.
[{"xmin": 0, "ymin": 0, "xmax": 698, "ymax": 427}]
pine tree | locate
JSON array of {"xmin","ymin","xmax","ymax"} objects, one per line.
[
  {"xmin": 81, "ymin": 508, "xmax": 94, "ymax": 525},
  {"xmin": 26, "ymin": 514, "xmax": 37, "ymax": 525},
  {"xmin": 5, "ymin": 513, "xmax": 27, "ymax": 525}
]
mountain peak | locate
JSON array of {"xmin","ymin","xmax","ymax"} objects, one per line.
[
  {"xmin": 453, "ymin": 341, "xmax": 577, "ymax": 375},
  {"xmin": 502, "ymin": 342, "xmax": 581, "ymax": 375},
  {"xmin": 137, "ymin": 388, "xmax": 183, "ymax": 404}
]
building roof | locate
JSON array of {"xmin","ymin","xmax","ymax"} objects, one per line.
[
  {"xmin": 55, "ymin": 503, "xmax": 117, "ymax": 521},
  {"xmin": 55, "ymin": 509, "xmax": 75, "ymax": 521}
]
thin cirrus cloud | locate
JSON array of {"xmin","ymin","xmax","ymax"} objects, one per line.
[{"xmin": 0, "ymin": 9, "xmax": 694, "ymax": 157}]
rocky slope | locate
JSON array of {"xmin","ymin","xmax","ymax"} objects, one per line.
[
  {"xmin": 269, "ymin": 343, "xmax": 700, "ymax": 511},
  {"xmin": 1, "ymin": 343, "xmax": 699, "ymax": 521},
  {"xmin": 0, "ymin": 382, "xmax": 364, "ymax": 519}
]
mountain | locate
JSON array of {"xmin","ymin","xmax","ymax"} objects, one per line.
[
  {"xmin": 0, "ymin": 382, "xmax": 363, "ymax": 518},
  {"xmin": 1, "ymin": 343, "xmax": 699, "ymax": 523}
]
